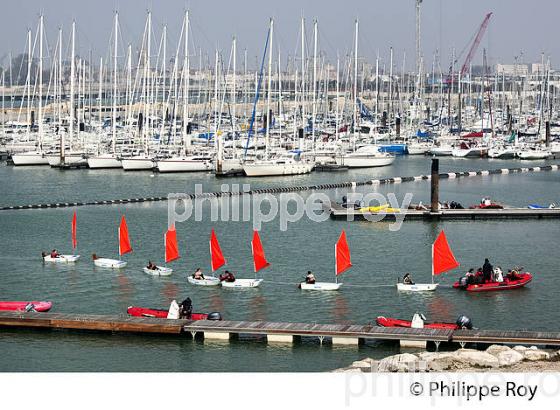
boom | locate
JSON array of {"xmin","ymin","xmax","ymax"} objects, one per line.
[{"xmin": 460, "ymin": 12, "xmax": 493, "ymax": 76}]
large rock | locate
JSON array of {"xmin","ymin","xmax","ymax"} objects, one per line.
[
  {"xmin": 378, "ymin": 353, "xmax": 420, "ymax": 372},
  {"xmin": 496, "ymin": 349, "xmax": 525, "ymax": 367},
  {"xmin": 523, "ymin": 349, "xmax": 550, "ymax": 361},
  {"xmin": 455, "ymin": 349, "xmax": 500, "ymax": 368},
  {"xmin": 512, "ymin": 345, "xmax": 528, "ymax": 353},
  {"xmin": 350, "ymin": 358, "xmax": 379, "ymax": 372},
  {"xmin": 418, "ymin": 352, "xmax": 460, "ymax": 371},
  {"xmin": 486, "ymin": 345, "xmax": 513, "ymax": 356}
]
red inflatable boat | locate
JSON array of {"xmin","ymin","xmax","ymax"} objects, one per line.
[
  {"xmin": 469, "ymin": 203, "xmax": 504, "ymax": 209},
  {"xmin": 376, "ymin": 316, "xmax": 460, "ymax": 330},
  {"xmin": 0, "ymin": 301, "xmax": 53, "ymax": 312},
  {"xmin": 127, "ymin": 306, "xmax": 221, "ymax": 320},
  {"xmin": 453, "ymin": 272, "xmax": 532, "ymax": 292}
]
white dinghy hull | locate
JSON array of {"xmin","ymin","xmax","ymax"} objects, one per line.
[
  {"xmin": 143, "ymin": 266, "xmax": 173, "ymax": 276},
  {"xmin": 94, "ymin": 258, "xmax": 127, "ymax": 269},
  {"xmin": 43, "ymin": 255, "xmax": 80, "ymax": 263},
  {"xmin": 187, "ymin": 276, "xmax": 221, "ymax": 286},
  {"xmin": 299, "ymin": 282, "xmax": 342, "ymax": 291},
  {"xmin": 221, "ymin": 278, "xmax": 263, "ymax": 288},
  {"xmin": 396, "ymin": 283, "xmax": 438, "ymax": 292}
]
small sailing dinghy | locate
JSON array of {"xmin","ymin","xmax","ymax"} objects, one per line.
[
  {"xmin": 397, "ymin": 230, "xmax": 459, "ymax": 291},
  {"xmin": 187, "ymin": 229, "xmax": 222, "ymax": 286},
  {"xmin": 93, "ymin": 216, "xmax": 131, "ymax": 269},
  {"xmin": 300, "ymin": 230, "xmax": 352, "ymax": 291},
  {"xmin": 0, "ymin": 301, "xmax": 53, "ymax": 312},
  {"xmin": 42, "ymin": 211, "xmax": 80, "ymax": 263},
  {"xmin": 221, "ymin": 230, "xmax": 269, "ymax": 288},
  {"xmin": 144, "ymin": 226, "xmax": 179, "ymax": 276}
]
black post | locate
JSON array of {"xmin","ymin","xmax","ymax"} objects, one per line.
[
  {"xmin": 381, "ymin": 111, "xmax": 387, "ymax": 128},
  {"xmin": 395, "ymin": 117, "xmax": 401, "ymax": 137},
  {"xmin": 545, "ymin": 121, "xmax": 551, "ymax": 147},
  {"xmin": 431, "ymin": 158, "xmax": 439, "ymax": 213}
]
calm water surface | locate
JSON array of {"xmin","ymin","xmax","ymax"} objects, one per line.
[{"xmin": 0, "ymin": 156, "xmax": 559, "ymax": 371}]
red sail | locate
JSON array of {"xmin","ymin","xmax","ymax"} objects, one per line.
[
  {"xmin": 432, "ymin": 230, "xmax": 460, "ymax": 275},
  {"xmin": 210, "ymin": 229, "xmax": 226, "ymax": 271},
  {"xmin": 118, "ymin": 216, "xmax": 132, "ymax": 256},
  {"xmin": 71, "ymin": 211, "xmax": 77, "ymax": 250},
  {"xmin": 335, "ymin": 230, "xmax": 352, "ymax": 276},
  {"xmin": 251, "ymin": 230, "xmax": 270, "ymax": 272},
  {"xmin": 165, "ymin": 226, "xmax": 180, "ymax": 263}
]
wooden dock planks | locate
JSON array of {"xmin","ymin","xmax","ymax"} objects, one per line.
[
  {"xmin": 0, "ymin": 312, "xmax": 186, "ymax": 334},
  {"xmin": 2, "ymin": 312, "xmax": 560, "ymax": 346}
]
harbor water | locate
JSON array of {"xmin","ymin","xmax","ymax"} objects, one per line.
[{"xmin": 1, "ymin": 156, "xmax": 559, "ymax": 371}]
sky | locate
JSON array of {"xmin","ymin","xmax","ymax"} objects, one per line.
[{"xmin": 0, "ymin": 0, "xmax": 556, "ymax": 71}]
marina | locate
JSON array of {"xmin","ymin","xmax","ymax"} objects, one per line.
[{"xmin": 0, "ymin": 0, "xmax": 559, "ymax": 382}]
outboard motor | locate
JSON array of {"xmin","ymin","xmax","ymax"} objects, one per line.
[
  {"xmin": 456, "ymin": 315, "xmax": 473, "ymax": 330},
  {"xmin": 207, "ymin": 312, "xmax": 223, "ymax": 321}
]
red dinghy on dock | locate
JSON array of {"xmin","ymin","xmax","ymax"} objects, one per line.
[
  {"xmin": 376, "ymin": 316, "xmax": 460, "ymax": 330},
  {"xmin": 0, "ymin": 301, "xmax": 53, "ymax": 312},
  {"xmin": 127, "ymin": 306, "xmax": 221, "ymax": 320}
]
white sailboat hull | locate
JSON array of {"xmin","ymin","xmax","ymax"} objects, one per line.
[
  {"xmin": 46, "ymin": 153, "xmax": 87, "ymax": 167},
  {"xmin": 396, "ymin": 283, "xmax": 438, "ymax": 292},
  {"xmin": 221, "ymin": 278, "xmax": 263, "ymax": 288},
  {"xmin": 156, "ymin": 157, "xmax": 213, "ymax": 172},
  {"xmin": 143, "ymin": 266, "xmax": 173, "ymax": 276},
  {"xmin": 88, "ymin": 154, "xmax": 122, "ymax": 169},
  {"xmin": 11, "ymin": 152, "xmax": 49, "ymax": 166},
  {"xmin": 43, "ymin": 254, "xmax": 80, "ymax": 263},
  {"xmin": 187, "ymin": 276, "xmax": 221, "ymax": 286},
  {"xmin": 94, "ymin": 258, "xmax": 127, "ymax": 269},
  {"xmin": 121, "ymin": 156, "xmax": 154, "ymax": 170},
  {"xmin": 429, "ymin": 147, "xmax": 453, "ymax": 156},
  {"xmin": 517, "ymin": 150, "xmax": 551, "ymax": 160},
  {"xmin": 243, "ymin": 162, "xmax": 313, "ymax": 176},
  {"xmin": 299, "ymin": 282, "xmax": 342, "ymax": 291},
  {"xmin": 336, "ymin": 155, "xmax": 395, "ymax": 168}
]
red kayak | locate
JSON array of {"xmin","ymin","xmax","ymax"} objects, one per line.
[
  {"xmin": 376, "ymin": 316, "xmax": 460, "ymax": 330},
  {"xmin": 453, "ymin": 272, "xmax": 532, "ymax": 292},
  {"xmin": 127, "ymin": 306, "xmax": 221, "ymax": 320},
  {"xmin": 0, "ymin": 301, "xmax": 53, "ymax": 312}
]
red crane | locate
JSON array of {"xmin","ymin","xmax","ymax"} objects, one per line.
[{"xmin": 459, "ymin": 12, "xmax": 493, "ymax": 76}]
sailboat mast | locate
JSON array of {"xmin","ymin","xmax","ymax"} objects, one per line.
[
  {"xmin": 353, "ymin": 19, "xmax": 358, "ymax": 136},
  {"xmin": 300, "ymin": 16, "xmax": 305, "ymax": 147},
  {"xmin": 265, "ymin": 18, "xmax": 273, "ymax": 160},
  {"xmin": 26, "ymin": 29, "xmax": 31, "ymax": 137},
  {"xmin": 232, "ymin": 36, "xmax": 237, "ymax": 159},
  {"xmin": 70, "ymin": 21, "xmax": 76, "ymax": 154},
  {"xmin": 182, "ymin": 10, "xmax": 190, "ymax": 153},
  {"xmin": 112, "ymin": 11, "xmax": 118, "ymax": 154},
  {"xmin": 38, "ymin": 15, "xmax": 44, "ymax": 151},
  {"xmin": 312, "ymin": 19, "xmax": 317, "ymax": 152}
]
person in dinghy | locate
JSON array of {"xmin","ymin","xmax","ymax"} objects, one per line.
[
  {"xmin": 146, "ymin": 261, "xmax": 157, "ymax": 271},
  {"xmin": 42, "ymin": 249, "xmax": 60, "ymax": 259},
  {"xmin": 402, "ymin": 273, "xmax": 414, "ymax": 285},
  {"xmin": 219, "ymin": 270, "xmax": 236, "ymax": 283},
  {"xmin": 192, "ymin": 268, "xmax": 205, "ymax": 280},
  {"xmin": 305, "ymin": 271, "xmax": 316, "ymax": 284}
]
